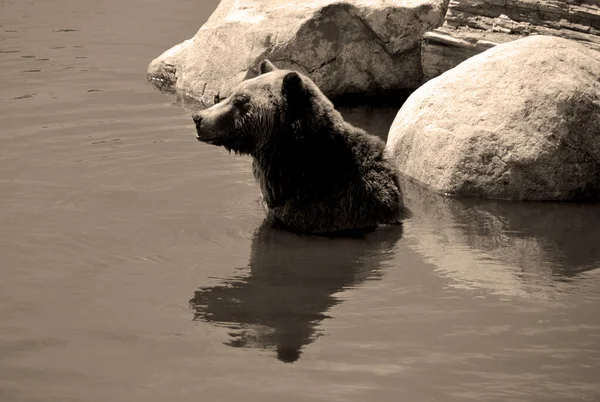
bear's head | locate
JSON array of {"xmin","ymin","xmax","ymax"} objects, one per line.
[{"xmin": 192, "ymin": 60, "xmax": 335, "ymax": 156}]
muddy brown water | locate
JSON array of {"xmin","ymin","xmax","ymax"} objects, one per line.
[{"xmin": 1, "ymin": 1, "xmax": 600, "ymax": 401}]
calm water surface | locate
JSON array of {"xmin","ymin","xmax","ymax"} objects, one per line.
[{"xmin": 1, "ymin": 1, "xmax": 600, "ymax": 401}]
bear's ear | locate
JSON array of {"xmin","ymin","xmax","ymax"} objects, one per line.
[
  {"xmin": 282, "ymin": 71, "xmax": 306, "ymax": 100},
  {"xmin": 259, "ymin": 59, "xmax": 278, "ymax": 75}
]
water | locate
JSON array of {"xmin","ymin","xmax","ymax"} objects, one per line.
[{"xmin": 1, "ymin": 1, "xmax": 599, "ymax": 401}]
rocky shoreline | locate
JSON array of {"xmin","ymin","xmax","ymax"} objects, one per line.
[
  {"xmin": 148, "ymin": 0, "xmax": 600, "ymax": 102},
  {"xmin": 147, "ymin": 0, "xmax": 449, "ymax": 105},
  {"xmin": 149, "ymin": 0, "xmax": 600, "ymax": 201}
]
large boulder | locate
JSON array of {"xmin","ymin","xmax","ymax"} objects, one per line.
[
  {"xmin": 147, "ymin": 0, "xmax": 449, "ymax": 104},
  {"xmin": 421, "ymin": 0, "xmax": 600, "ymax": 80},
  {"xmin": 386, "ymin": 35, "xmax": 600, "ymax": 201}
]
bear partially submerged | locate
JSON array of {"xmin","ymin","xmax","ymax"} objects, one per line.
[{"xmin": 193, "ymin": 60, "xmax": 404, "ymax": 235}]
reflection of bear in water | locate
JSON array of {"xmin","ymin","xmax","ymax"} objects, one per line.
[
  {"xmin": 189, "ymin": 221, "xmax": 403, "ymax": 363},
  {"xmin": 192, "ymin": 60, "xmax": 405, "ymax": 235}
]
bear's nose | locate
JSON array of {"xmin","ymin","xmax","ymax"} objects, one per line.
[{"xmin": 192, "ymin": 113, "xmax": 203, "ymax": 126}]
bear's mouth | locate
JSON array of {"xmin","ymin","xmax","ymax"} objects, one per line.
[{"xmin": 195, "ymin": 134, "xmax": 221, "ymax": 145}]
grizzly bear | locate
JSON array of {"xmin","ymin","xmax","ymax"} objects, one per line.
[{"xmin": 192, "ymin": 60, "xmax": 404, "ymax": 235}]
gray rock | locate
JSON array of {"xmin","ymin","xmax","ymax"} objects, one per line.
[
  {"xmin": 147, "ymin": 0, "xmax": 449, "ymax": 104},
  {"xmin": 421, "ymin": 0, "xmax": 600, "ymax": 81},
  {"xmin": 386, "ymin": 35, "xmax": 600, "ymax": 201}
]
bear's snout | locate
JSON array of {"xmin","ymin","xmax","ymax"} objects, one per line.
[
  {"xmin": 192, "ymin": 112, "xmax": 205, "ymax": 142},
  {"xmin": 192, "ymin": 112, "xmax": 203, "ymax": 127}
]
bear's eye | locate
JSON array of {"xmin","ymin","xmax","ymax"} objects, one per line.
[{"xmin": 232, "ymin": 94, "xmax": 250, "ymax": 106}]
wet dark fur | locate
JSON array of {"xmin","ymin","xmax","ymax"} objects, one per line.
[{"xmin": 193, "ymin": 60, "xmax": 404, "ymax": 235}]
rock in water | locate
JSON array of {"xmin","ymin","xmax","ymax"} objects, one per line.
[
  {"xmin": 147, "ymin": 0, "xmax": 449, "ymax": 104},
  {"xmin": 386, "ymin": 35, "xmax": 600, "ymax": 201}
]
